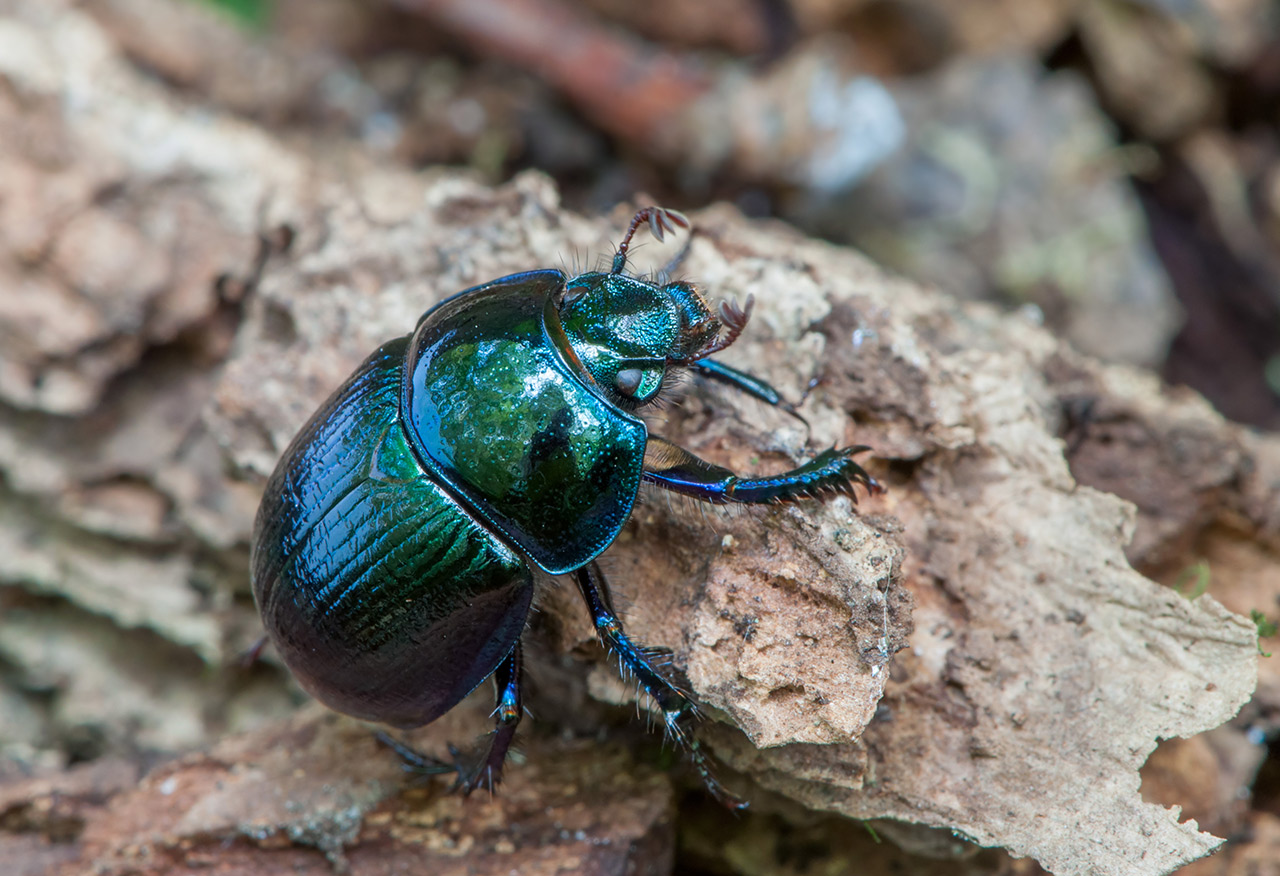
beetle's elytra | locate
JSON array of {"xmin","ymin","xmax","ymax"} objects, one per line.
[{"xmin": 250, "ymin": 207, "xmax": 880, "ymax": 805}]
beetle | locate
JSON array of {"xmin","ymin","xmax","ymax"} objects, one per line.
[{"xmin": 250, "ymin": 207, "xmax": 879, "ymax": 803}]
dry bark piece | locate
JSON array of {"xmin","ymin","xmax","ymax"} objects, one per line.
[
  {"xmin": 0, "ymin": 706, "xmax": 676, "ymax": 876},
  {"xmin": 209, "ymin": 178, "xmax": 1256, "ymax": 875},
  {"xmin": 0, "ymin": 0, "xmax": 311, "ymax": 655},
  {"xmin": 640, "ymin": 206, "xmax": 1255, "ymax": 876},
  {"xmin": 1049, "ymin": 356, "xmax": 1248, "ymax": 568},
  {"xmin": 0, "ymin": 757, "xmax": 141, "ymax": 876},
  {"xmin": 0, "ymin": 3, "xmax": 1269, "ymax": 875},
  {"xmin": 1140, "ymin": 728, "xmax": 1264, "ymax": 839},
  {"xmin": 1050, "ymin": 352, "xmax": 1280, "ymax": 727},
  {"xmin": 1176, "ymin": 810, "xmax": 1280, "ymax": 876},
  {"xmin": 0, "ymin": 12, "xmax": 274, "ymax": 414}
]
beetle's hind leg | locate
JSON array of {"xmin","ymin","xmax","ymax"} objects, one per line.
[
  {"xmin": 454, "ymin": 640, "xmax": 524, "ymax": 793},
  {"xmin": 642, "ymin": 436, "xmax": 882, "ymax": 505},
  {"xmin": 375, "ymin": 731, "xmax": 454, "ymax": 779},
  {"xmin": 574, "ymin": 561, "xmax": 745, "ymax": 809},
  {"xmin": 378, "ymin": 641, "xmax": 524, "ymax": 794}
]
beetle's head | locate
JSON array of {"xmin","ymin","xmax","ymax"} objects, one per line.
[{"xmin": 557, "ymin": 272, "xmax": 751, "ymax": 408}]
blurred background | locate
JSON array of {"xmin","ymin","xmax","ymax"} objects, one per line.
[
  {"xmin": 183, "ymin": 0, "xmax": 1280, "ymax": 429},
  {"xmin": 3, "ymin": 0, "xmax": 1280, "ymax": 873}
]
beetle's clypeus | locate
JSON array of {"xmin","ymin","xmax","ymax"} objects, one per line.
[{"xmin": 250, "ymin": 207, "xmax": 880, "ymax": 805}]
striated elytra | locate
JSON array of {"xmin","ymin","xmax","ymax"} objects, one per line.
[{"xmin": 250, "ymin": 208, "xmax": 880, "ymax": 805}]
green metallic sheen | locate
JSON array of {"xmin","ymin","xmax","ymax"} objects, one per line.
[
  {"xmin": 560, "ymin": 273, "xmax": 674, "ymax": 402},
  {"xmin": 249, "ymin": 205, "xmax": 879, "ymax": 805},
  {"xmin": 559, "ymin": 274, "xmax": 718, "ymax": 403},
  {"xmin": 403, "ymin": 270, "xmax": 648, "ymax": 575},
  {"xmin": 252, "ymin": 338, "xmax": 531, "ymax": 730}
]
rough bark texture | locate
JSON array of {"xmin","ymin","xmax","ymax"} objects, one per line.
[
  {"xmin": 0, "ymin": 3, "xmax": 1271, "ymax": 876},
  {"xmin": 2, "ymin": 702, "xmax": 677, "ymax": 876}
]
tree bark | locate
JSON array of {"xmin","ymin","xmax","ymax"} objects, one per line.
[{"xmin": 0, "ymin": 2, "xmax": 1271, "ymax": 875}]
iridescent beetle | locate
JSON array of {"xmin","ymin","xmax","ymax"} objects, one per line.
[{"xmin": 251, "ymin": 208, "xmax": 879, "ymax": 803}]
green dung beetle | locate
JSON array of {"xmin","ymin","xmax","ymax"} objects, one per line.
[{"xmin": 250, "ymin": 207, "xmax": 880, "ymax": 805}]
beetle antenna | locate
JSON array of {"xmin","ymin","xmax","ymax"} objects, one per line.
[
  {"xmin": 698, "ymin": 295, "xmax": 754, "ymax": 360},
  {"xmin": 612, "ymin": 206, "xmax": 689, "ymax": 274},
  {"xmin": 670, "ymin": 295, "xmax": 755, "ymax": 366}
]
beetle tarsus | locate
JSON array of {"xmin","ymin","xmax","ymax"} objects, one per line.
[
  {"xmin": 684, "ymin": 733, "xmax": 749, "ymax": 811},
  {"xmin": 575, "ymin": 561, "xmax": 742, "ymax": 807},
  {"xmin": 377, "ymin": 642, "xmax": 524, "ymax": 794},
  {"xmin": 454, "ymin": 641, "xmax": 524, "ymax": 793}
]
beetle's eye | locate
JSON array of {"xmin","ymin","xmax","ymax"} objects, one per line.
[
  {"xmin": 562, "ymin": 286, "xmax": 589, "ymax": 307},
  {"xmin": 615, "ymin": 368, "xmax": 643, "ymax": 397}
]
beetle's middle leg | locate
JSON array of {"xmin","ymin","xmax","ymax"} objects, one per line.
[
  {"xmin": 690, "ymin": 358, "xmax": 806, "ymax": 419},
  {"xmin": 642, "ymin": 436, "xmax": 881, "ymax": 505},
  {"xmin": 378, "ymin": 641, "xmax": 524, "ymax": 794},
  {"xmin": 574, "ymin": 561, "xmax": 744, "ymax": 808}
]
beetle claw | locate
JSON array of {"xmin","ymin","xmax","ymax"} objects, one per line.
[
  {"xmin": 376, "ymin": 732, "xmax": 506, "ymax": 794},
  {"xmin": 447, "ymin": 744, "xmax": 484, "ymax": 793}
]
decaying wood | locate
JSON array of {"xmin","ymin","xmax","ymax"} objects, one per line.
[
  {"xmin": 0, "ymin": 3, "xmax": 1272, "ymax": 876},
  {"xmin": 2, "ymin": 703, "xmax": 677, "ymax": 876}
]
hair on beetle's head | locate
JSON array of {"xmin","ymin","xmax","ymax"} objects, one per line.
[{"xmin": 558, "ymin": 273, "xmax": 752, "ymax": 409}]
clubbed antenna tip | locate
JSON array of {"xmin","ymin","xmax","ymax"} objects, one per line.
[{"xmin": 612, "ymin": 206, "xmax": 691, "ymax": 274}]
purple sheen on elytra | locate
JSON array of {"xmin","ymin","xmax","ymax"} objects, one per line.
[{"xmin": 251, "ymin": 338, "xmax": 531, "ymax": 729}]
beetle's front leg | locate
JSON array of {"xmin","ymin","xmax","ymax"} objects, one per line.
[
  {"xmin": 379, "ymin": 641, "xmax": 524, "ymax": 794},
  {"xmin": 574, "ymin": 562, "xmax": 745, "ymax": 809},
  {"xmin": 642, "ymin": 436, "xmax": 881, "ymax": 505}
]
